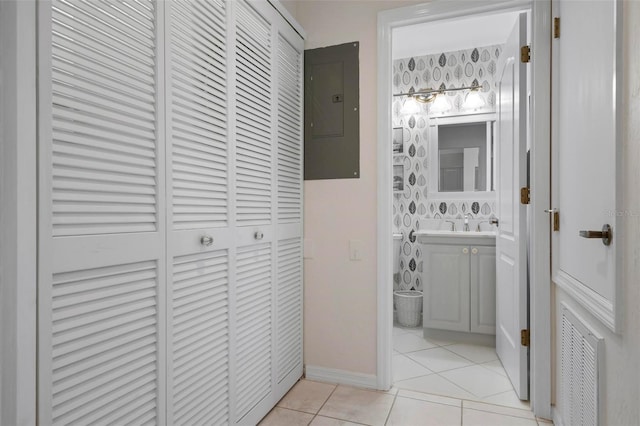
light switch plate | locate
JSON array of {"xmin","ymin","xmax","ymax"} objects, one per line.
[{"xmin": 349, "ymin": 239, "xmax": 363, "ymax": 261}]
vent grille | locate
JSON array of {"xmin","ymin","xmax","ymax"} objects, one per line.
[
  {"xmin": 276, "ymin": 35, "xmax": 302, "ymax": 224},
  {"xmin": 51, "ymin": 261, "xmax": 159, "ymax": 425},
  {"xmin": 235, "ymin": 0, "xmax": 272, "ymax": 226},
  {"xmin": 276, "ymin": 238, "xmax": 303, "ymax": 382},
  {"xmin": 560, "ymin": 305, "xmax": 602, "ymax": 426},
  {"xmin": 51, "ymin": 0, "xmax": 159, "ymax": 237},
  {"xmin": 235, "ymin": 243, "xmax": 272, "ymax": 421},
  {"xmin": 171, "ymin": 250, "xmax": 230, "ymax": 425},
  {"xmin": 170, "ymin": 0, "xmax": 229, "ymax": 230}
]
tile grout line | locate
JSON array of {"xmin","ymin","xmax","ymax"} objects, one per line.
[
  {"xmin": 463, "ymin": 406, "xmax": 537, "ymax": 421},
  {"xmin": 439, "ymin": 344, "xmax": 499, "ymax": 365},
  {"xmin": 309, "ymin": 382, "xmax": 340, "ymax": 424},
  {"xmin": 383, "ymin": 387, "xmax": 400, "ymax": 426}
]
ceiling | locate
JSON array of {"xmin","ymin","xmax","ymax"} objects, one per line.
[{"xmin": 392, "ymin": 11, "xmax": 522, "ymax": 60}]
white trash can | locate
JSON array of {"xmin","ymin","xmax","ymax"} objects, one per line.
[{"xmin": 394, "ymin": 290, "xmax": 423, "ymax": 327}]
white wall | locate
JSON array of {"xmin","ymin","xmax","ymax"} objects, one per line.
[
  {"xmin": 278, "ymin": 0, "xmax": 298, "ymax": 19},
  {"xmin": 0, "ymin": 1, "xmax": 37, "ymax": 425},
  {"xmin": 552, "ymin": 2, "xmax": 640, "ymax": 424},
  {"xmin": 295, "ymin": 0, "xmax": 423, "ymax": 376}
]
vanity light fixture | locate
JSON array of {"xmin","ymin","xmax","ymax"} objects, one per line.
[{"xmin": 393, "ymin": 82, "xmax": 481, "ymax": 105}]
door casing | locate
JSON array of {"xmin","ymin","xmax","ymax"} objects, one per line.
[{"xmin": 376, "ymin": 0, "xmax": 552, "ymax": 418}]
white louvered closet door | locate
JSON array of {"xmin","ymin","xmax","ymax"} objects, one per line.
[
  {"xmin": 232, "ymin": 1, "xmax": 276, "ymax": 424},
  {"xmin": 231, "ymin": 2, "xmax": 305, "ymax": 423},
  {"xmin": 165, "ymin": 0, "xmax": 232, "ymax": 425},
  {"xmin": 274, "ymin": 25, "xmax": 305, "ymax": 400},
  {"xmin": 38, "ymin": 1, "xmax": 166, "ymax": 424},
  {"xmin": 38, "ymin": 0, "xmax": 304, "ymax": 424}
]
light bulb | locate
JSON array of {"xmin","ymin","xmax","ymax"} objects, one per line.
[
  {"xmin": 400, "ymin": 97, "xmax": 421, "ymax": 115},
  {"xmin": 429, "ymin": 94, "xmax": 451, "ymax": 114},
  {"xmin": 463, "ymin": 90, "xmax": 485, "ymax": 110}
]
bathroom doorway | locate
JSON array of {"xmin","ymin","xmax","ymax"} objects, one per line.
[{"xmin": 377, "ymin": 1, "xmax": 552, "ymax": 417}]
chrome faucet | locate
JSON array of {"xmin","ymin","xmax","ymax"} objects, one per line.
[
  {"xmin": 476, "ymin": 220, "xmax": 489, "ymax": 232},
  {"xmin": 463, "ymin": 213, "xmax": 473, "ymax": 232},
  {"xmin": 445, "ymin": 220, "xmax": 456, "ymax": 231}
]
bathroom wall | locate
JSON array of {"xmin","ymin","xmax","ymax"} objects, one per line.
[{"xmin": 392, "ymin": 46, "xmax": 501, "ymax": 291}]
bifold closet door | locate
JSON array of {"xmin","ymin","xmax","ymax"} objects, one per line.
[
  {"xmin": 165, "ymin": 0, "xmax": 232, "ymax": 425},
  {"xmin": 233, "ymin": 1, "xmax": 276, "ymax": 422},
  {"xmin": 231, "ymin": 1, "xmax": 305, "ymax": 424},
  {"xmin": 38, "ymin": 1, "xmax": 166, "ymax": 424},
  {"xmin": 274, "ymin": 25, "xmax": 305, "ymax": 400},
  {"xmin": 38, "ymin": 0, "xmax": 304, "ymax": 424}
]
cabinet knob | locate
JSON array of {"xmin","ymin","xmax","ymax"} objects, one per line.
[
  {"xmin": 471, "ymin": 248, "xmax": 478, "ymax": 255},
  {"xmin": 462, "ymin": 247, "xmax": 469, "ymax": 254},
  {"xmin": 200, "ymin": 235, "xmax": 214, "ymax": 247},
  {"xmin": 254, "ymin": 231, "xmax": 264, "ymax": 240}
]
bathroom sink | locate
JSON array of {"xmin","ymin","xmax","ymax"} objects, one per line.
[
  {"xmin": 414, "ymin": 230, "xmax": 496, "ymax": 238},
  {"xmin": 414, "ymin": 229, "xmax": 496, "ymax": 245}
]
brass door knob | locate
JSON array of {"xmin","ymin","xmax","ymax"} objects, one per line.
[{"xmin": 579, "ymin": 224, "xmax": 612, "ymax": 246}]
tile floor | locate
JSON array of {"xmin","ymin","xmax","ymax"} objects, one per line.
[
  {"xmin": 392, "ymin": 325, "xmax": 529, "ymax": 410},
  {"xmin": 259, "ymin": 325, "xmax": 554, "ymax": 425},
  {"xmin": 260, "ymin": 379, "xmax": 553, "ymax": 426}
]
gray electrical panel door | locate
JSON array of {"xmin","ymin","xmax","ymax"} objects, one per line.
[{"xmin": 304, "ymin": 42, "xmax": 359, "ymax": 180}]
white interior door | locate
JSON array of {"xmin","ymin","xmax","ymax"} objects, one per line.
[
  {"xmin": 495, "ymin": 12, "xmax": 529, "ymax": 400},
  {"xmin": 552, "ymin": 0, "xmax": 620, "ymax": 331}
]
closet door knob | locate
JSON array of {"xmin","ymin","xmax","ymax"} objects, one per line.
[
  {"xmin": 200, "ymin": 235, "xmax": 214, "ymax": 247},
  {"xmin": 462, "ymin": 247, "xmax": 469, "ymax": 254},
  {"xmin": 471, "ymin": 248, "xmax": 478, "ymax": 254},
  {"xmin": 254, "ymin": 231, "xmax": 264, "ymax": 240}
]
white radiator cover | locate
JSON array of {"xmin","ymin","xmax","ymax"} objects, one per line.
[{"xmin": 559, "ymin": 304, "xmax": 603, "ymax": 426}]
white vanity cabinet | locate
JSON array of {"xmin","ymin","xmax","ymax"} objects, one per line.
[
  {"xmin": 419, "ymin": 233, "xmax": 496, "ymax": 335},
  {"xmin": 470, "ymin": 246, "xmax": 497, "ymax": 334}
]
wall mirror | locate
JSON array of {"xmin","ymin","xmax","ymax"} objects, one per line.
[{"xmin": 429, "ymin": 113, "xmax": 496, "ymax": 197}]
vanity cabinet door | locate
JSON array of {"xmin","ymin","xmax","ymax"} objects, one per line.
[
  {"xmin": 470, "ymin": 246, "xmax": 497, "ymax": 334},
  {"xmin": 423, "ymin": 245, "xmax": 470, "ymax": 332}
]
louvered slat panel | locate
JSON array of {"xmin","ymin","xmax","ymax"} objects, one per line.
[
  {"xmin": 170, "ymin": 0, "xmax": 228, "ymax": 231},
  {"xmin": 277, "ymin": 36, "xmax": 302, "ymax": 224},
  {"xmin": 235, "ymin": 0, "xmax": 272, "ymax": 226},
  {"xmin": 51, "ymin": 0, "xmax": 159, "ymax": 237},
  {"xmin": 277, "ymin": 238, "xmax": 302, "ymax": 382},
  {"xmin": 51, "ymin": 261, "xmax": 159, "ymax": 426},
  {"xmin": 235, "ymin": 243, "xmax": 272, "ymax": 421},
  {"xmin": 560, "ymin": 306, "xmax": 600, "ymax": 426},
  {"xmin": 171, "ymin": 250, "xmax": 230, "ymax": 426}
]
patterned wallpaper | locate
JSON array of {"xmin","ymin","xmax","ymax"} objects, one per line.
[{"xmin": 392, "ymin": 45, "xmax": 502, "ymax": 292}]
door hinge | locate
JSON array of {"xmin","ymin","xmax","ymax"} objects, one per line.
[
  {"xmin": 520, "ymin": 45, "xmax": 531, "ymax": 63},
  {"xmin": 521, "ymin": 329, "xmax": 530, "ymax": 347},
  {"xmin": 553, "ymin": 17, "xmax": 560, "ymax": 38},
  {"xmin": 520, "ymin": 187, "xmax": 530, "ymax": 205},
  {"xmin": 553, "ymin": 211, "xmax": 560, "ymax": 232}
]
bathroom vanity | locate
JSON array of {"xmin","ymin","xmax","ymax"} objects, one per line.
[{"xmin": 416, "ymin": 230, "xmax": 496, "ymax": 344}]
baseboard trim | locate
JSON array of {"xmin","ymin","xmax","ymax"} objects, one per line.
[{"xmin": 304, "ymin": 365, "xmax": 378, "ymax": 390}]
